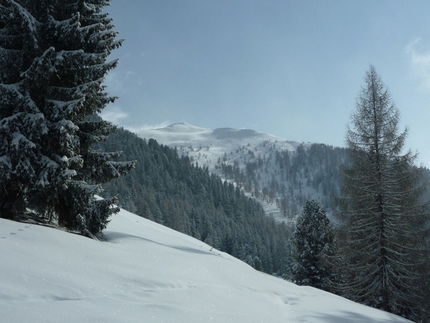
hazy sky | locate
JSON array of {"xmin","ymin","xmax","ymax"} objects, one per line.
[{"xmin": 103, "ymin": 0, "xmax": 430, "ymax": 167}]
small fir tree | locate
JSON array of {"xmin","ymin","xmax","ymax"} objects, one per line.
[{"xmin": 291, "ymin": 199, "xmax": 335, "ymax": 291}]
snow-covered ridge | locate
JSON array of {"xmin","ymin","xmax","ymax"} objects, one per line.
[
  {"xmin": 133, "ymin": 122, "xmax": 312, "ymax": 222},
  {"xmin": 155, "ymin": 122, "xmax": 210, "ymax": 133},
  {"xmin": 135, "ymin": 122, "xmax": 301, "ymax": 148},
  {"xmin": 136, "ymin": 122, "xmax": 212, "ymax": 145},
  {"xmin": 0, "ymin": 209, "xmax": 412, "ymax": 322},
  {"xmin": 212, "ymin": 127, "xmax": 262, "ymax": 139}
]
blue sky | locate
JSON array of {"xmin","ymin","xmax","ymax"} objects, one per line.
[{"xmin": 103, "ymin": 0, "xmax": 430, "ymax": 167}]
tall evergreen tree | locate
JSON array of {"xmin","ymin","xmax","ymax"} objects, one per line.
[
  {"xmin": 0, "ymin": 0, "xmax": 134, "ymax": 237},
  {"xmin": 337, "ymin": 65, "xmax": 429, "ymax": 320},
  {"xmin": 291, "ymin": 199, "xmax": 335, "ymax": 291}
]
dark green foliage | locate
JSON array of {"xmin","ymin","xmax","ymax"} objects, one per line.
[
  {"xmin": 97, "ymin": 128, "xmax": 293, "ymax": 276},
  {"xmin": 292, "ymin": 200, "xmax": 335, "ymax": 291},
  {"xmin": 336, "ymin": 66, "xmax": 430, "ymax": 321},
  {"xmin": 0, "ymin": 1, "xmax": 134, "ymax": 237}
]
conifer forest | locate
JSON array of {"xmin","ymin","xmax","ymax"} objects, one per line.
[{"xmin": 1, "ymin": 1, "xmax": 430, "ymax": 322}]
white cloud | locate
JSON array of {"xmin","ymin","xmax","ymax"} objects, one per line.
[
  {"xmin": 125, "ymin": 70, "xmax": 136, "ymax": 79},
  {"xmin": 405, "ymin": 38, "xmax": 430, "ymax": 91},
  {"xmin": 104, "ymin": 70, "xmax": 118, "ymax": 86},
  {"xmin": 99, "ymin": 106, "xmax": 128, "ymax": 124},
  {"xmin": 104, "ymin": 69, "xmax": 134, "ymax": 93}
]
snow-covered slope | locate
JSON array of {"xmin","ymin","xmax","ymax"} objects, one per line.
[{"xmin": 1, "ymin": 210, "xmax": 412, "ymax": 323}]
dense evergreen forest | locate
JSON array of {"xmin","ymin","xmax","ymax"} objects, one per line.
[
  {"xmin": 97, "ymin": 127, "xmax": 293, "ymax": 276},
  {"xmin": 215, "ymin": 142, "xmax": 349, "ymax": 217}
]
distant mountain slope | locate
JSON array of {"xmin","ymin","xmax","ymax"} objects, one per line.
[
  {"xmin": 96, "ymin": 127, "xmax": 292, "ymax": 276},
  {"xmin": 136, "ymin": 123, "xmax": 348, "ymax": 221},
  {"xmin": 0, "ymin": 209, "xmax": 413, "ymax": 323}
]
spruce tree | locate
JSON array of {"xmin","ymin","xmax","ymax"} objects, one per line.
[
  {"xmin": 291, "ymin": 199, "xmax": 335, "ymax": 291},
  {"xmin": 337, "ymin": 65, "xmax": 429, "ymax": 320},
  {"xmin": 0, "ymin": 0, "xmax": 134, "ymax": 237}
]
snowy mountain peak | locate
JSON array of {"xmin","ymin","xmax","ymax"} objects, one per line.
[
  {"xmin": 133, "ymin": 123, "xmax": 337, "ymax": 222},
  {"xmin": 156, "ymin": 122, "xmax": 210, "ymax": 133},
  {"xmin": 136, "ymin": 122, "xmax": 302, "ymax": 148},
  {"xmin": 135, "ymin": 123, "xmax": 211, "ymax": 145}
]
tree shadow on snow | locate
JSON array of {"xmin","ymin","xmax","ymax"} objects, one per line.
[
  {"xmin": 102, "ymin": 231, "xmax": 153, "ymax": 243},
  {"xmin": 103, "ymin": 231, "xmax": 219, "ymax": 257},
  {"xmin": 308, "ymin": 311, "xmax": 410, "ymax": 323}
]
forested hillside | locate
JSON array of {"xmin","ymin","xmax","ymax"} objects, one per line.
[
  {"xmin": 136, "ymin": 124, "xmax": 350, "ymax": 221},
  {"xmin": 96, "ymin": 123, "xmax": 430, "ymax": 290},
  {"xmin": 215, "ymin": 142, "xmax": 348, "ymax": 218},
  {"xmin": 138, "ymin": 123, "xmax": 430, "ymax": 224},
  {"xmin": 97, "ymin": 127, "xmax": 292, "ymax": 276}
]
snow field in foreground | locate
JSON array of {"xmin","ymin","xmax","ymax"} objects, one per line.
[{"xmin": 0, "ymin": 208, "xmax": 412, "ymax": 323}]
